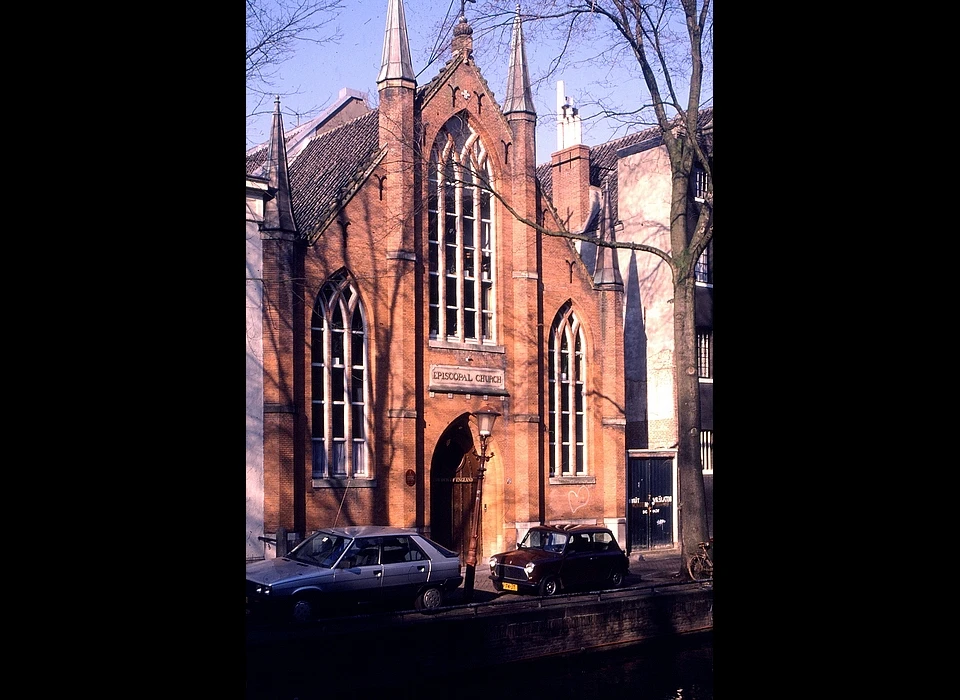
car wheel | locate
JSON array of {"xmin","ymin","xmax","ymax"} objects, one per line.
[
  {"xmin": 415, "ymin": 586, "xmax": 443, "ymax": 611},
  {"xmin": 610, "ymin": 570, "xmax": 624, "ymax": 587},
  {"xmin": 539, "ymin": 576, "xmax": 559, "ymax": 596},
  {"xmin": 291, "ymin": 598, "xmax": 315, "ymax": 624}
]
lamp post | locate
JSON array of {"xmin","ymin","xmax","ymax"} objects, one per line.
[{"xmin": 462, "ymin": 403, "xmax": 500, "ymax": 601}]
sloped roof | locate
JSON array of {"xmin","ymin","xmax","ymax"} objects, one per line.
[
  {"xmin": 287, "ymin": 110, "xmax": 382, "ymax": 240},
  {"xmin": 248, "ymin": 109, "xmax": 382, "ymax": 241},
  {"xmin": 246, "ymin": 89, "xmax": 371, "ymax": 177},
  {"xmin": 247, "ymin": 144, "xmax": 268, "ymax": 176}
]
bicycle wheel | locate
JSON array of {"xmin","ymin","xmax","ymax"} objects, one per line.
[{"xmin": 689, "ymin": 555, "xmax": 710, "ymax": 580}]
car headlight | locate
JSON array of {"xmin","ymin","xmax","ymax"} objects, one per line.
[
  {"xmin": 524, "ymin": 562, "xmax": 536, "ymax": 578},
  {"xmin": 488, "ymin": 556, "xmax": 498, "ymax": 570},
  {"xmin": 255, "ymin": 585, "xmax": 272, "ymax": 596}
]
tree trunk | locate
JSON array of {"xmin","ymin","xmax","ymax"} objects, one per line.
[
  {"xmin": 668, "ymin": 146, "xmax": 708, "ymax": 578},
  {"xmin": 674, "ymin": 273, "xmax": 708, "ymax": 577}
]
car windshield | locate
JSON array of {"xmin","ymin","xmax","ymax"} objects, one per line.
[
  {"xmin": 519, "ymin": 530, "xmax": 568, "ymax": 553},
  {"xmin": 286, "ymin": 531, "xmax": 351, "ymax": 567}
]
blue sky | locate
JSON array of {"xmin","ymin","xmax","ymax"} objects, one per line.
[{"xmin": 246, "ymin": 0, "xmax": 710, "ymax": 165}]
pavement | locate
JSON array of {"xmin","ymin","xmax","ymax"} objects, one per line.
[
  {"xmin": 447, "ymin": 547, "xmax": 685, "ymax": 605},
  {"xmin": 246, "ymin": 549, "xmax": 690, "ymax": 636}
]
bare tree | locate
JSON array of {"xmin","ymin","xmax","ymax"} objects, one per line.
[
  {"xmin": 479, "ymin": 0, "xmax": 713, "ymax": 578},
  {"xmin": 250, "ymin": 0, "xmax": 712, "ymax": 577},
  {"xmin": 246, "ymin": 0, "xmax": 346, "ymax": 125}
]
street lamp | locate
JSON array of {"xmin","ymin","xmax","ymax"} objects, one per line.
[{"xmin": 462, "ymin": 403, "xmax": 500, "ymax": 601}]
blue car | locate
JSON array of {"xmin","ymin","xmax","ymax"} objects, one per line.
[{"xmin": 246, "ymin": 525, "xmax": 463, "ymax": 623}]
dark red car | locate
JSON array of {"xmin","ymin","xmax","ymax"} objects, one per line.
[{"xmin": 487, "ymin": 524, "xmax": 630, "ymax": 596}]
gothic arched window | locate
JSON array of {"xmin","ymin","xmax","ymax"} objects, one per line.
[
  {"xmin": 548, "ymin": 302, "xmax": 586, "ymax": 477},
  {"xmin": 427, "ymin": 115, "xmax": 496, "ymax": 344},
  {"xmin": 311, "ymin": 270, "xmax": 368, "ymax": 478}
]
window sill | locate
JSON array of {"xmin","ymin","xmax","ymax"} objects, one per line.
[
  {"xmin": 312, "ymin": 478, "xmax": 377, "ymax": 489},
  {"xmin": 548, "ymin": 476, "xmax": 596, "ymax": 486},
  {"xmin": 428, "ymin": 339, "xmax": 505, "ymax": 353}
]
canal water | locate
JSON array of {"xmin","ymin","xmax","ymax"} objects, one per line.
[
  {"xmin": 247, "ymin": 630, "xmax": 713, "ymax": 699},
  {"xmin": 455, "ymin": 631, "xmax": 714, "ymax": 700}
]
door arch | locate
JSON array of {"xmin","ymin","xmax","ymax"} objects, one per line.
[
  {"xmin": 430, "ymin": 413, "xmax": 505, "ymax": 562},
  {"xmin": 430, "ymin": 415, "xmax": 478, "ymax": 557}
]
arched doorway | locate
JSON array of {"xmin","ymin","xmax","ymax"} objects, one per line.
[{"xmin": 430, "ymin": 414, "xmax": 480, "ymax": 558}]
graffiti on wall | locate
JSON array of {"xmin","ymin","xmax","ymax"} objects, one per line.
[{"xmin": 568, "ymin": 486, "xmax": 589, "ymax": 513}]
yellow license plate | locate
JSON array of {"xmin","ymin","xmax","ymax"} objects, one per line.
[{"xmin": 503, "ymin": 582, "xmax": 518, "ymax": 591}]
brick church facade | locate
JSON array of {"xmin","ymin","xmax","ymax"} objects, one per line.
[{"xmin": 246, "ymin": 2, "xmax": 630, "ymax": 563}]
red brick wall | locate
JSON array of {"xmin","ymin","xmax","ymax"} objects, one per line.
[
  {"xmin": 549, "ymin": 144, "xmax": 591, "ymax": 233},
  {"xmin": 261, "ymin": 51, "xmax": 625, "ymax": 548}
]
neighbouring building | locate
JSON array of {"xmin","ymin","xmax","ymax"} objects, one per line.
[{"xmin": 540, "ymin": 84, "xmax": 714, "ymax": 550}]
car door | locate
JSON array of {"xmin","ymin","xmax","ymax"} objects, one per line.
[
  {"xmin": 378, "ymin": 535, "xmax": 430, "ymax": 604},
  {"xmin": 559, "ymin": 533, "xmax": 596, "ymax": 589},
  {"xmin": 588, "ymin": 531, "xmax": 621, "ymax": 581},
  {"xmin": 331, "ymin": 536, "xmax": 384, "ymax": 605}
]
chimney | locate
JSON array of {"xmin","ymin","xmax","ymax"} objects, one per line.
[{"xmin": 550, "ymin": 81, "xmax": 590, "ymax": 233}]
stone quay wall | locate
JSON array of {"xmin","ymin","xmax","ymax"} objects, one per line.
[{"xmin": 247, "ymin": 583, "xmax": 713, "ymax": 679}]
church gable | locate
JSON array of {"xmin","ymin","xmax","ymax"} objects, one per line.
[{"xmin": 419, "ymin": 68, "xmax": 513, "ymax": 185}]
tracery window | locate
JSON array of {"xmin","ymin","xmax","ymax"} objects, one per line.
[
  {"xmin": 311, "ymin": 270, "xmax": 368, "ymax": 478},
  {"xmin": 427, "ymin": 116, "xmax": 496, "ymax": 343},
  {"xmin": 548, "ymin": 302, "xmax": 586, "ymax": 477}
]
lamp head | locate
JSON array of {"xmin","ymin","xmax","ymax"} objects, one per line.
[{"xmin": 474, "ymin": 403, "xmax": 501, "ymax": 437}]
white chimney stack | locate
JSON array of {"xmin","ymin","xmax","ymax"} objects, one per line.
[{"xmin": 556, "ymin": 80, "xmax": 582, "ymax": 150}]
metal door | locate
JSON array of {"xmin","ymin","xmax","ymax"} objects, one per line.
[{"xmin": 627, "ymin": 456, "xmax": 674, "ymax": 551}]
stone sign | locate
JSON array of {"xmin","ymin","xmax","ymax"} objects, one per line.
[{"xmin": 429, "ymin": 364, "xmax": 506, "ymax": 395}]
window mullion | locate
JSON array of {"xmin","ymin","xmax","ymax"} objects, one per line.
[
  {"xmin": 343, "ymin": 297, "xmax": 353, "ymax": 478},
  {"xmin": 455, "ymin": 163, "xmax": 465, "ymax": 342},
  {"xmin": 324, "ymin": 307, "xmax": 333, "ymax": 477},
  {"xmin": 566, "ymin": 349, "xmax": 572, "ymax": 476},
  {"xmin": 471, "ymin": 182, "xmax": 480, "ymax": 332},
  {"xmin": 552, "ymin": 335, "xmax": 561, "ymax": 476}
]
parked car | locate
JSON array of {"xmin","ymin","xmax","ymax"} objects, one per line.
[
  {"xmin": 246, "ymin": 525, "xmax": 463, "ymax": 623},
  {"xmin": 488, "ymin": 524, "xmax": 629, "ymax": 596}
]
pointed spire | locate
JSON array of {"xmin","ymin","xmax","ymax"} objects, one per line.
[
  {"xmin": 263, "ymin": 96, "xmax": 297, "ymax": 234},
  {"xmin": 593, "ymin": 178, "xmax": 623, "ymax": 289},
  {"xmin": 377, "ymin": 0, "xmax": 414, "ymax": 85},
  {"xmin": 503, "ymin": 5, "xmax": 535, "ymax": 116}
]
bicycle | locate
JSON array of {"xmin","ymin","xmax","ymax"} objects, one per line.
[{"xmin": 687, "ymin": 539, "xmax": 713, "ymax": 581}]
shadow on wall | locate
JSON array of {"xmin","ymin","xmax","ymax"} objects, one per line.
[{"xmin": 624, "ymin": 249, "xmax": 648, "ymax": 448}]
